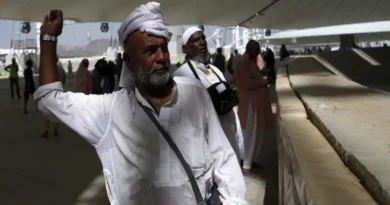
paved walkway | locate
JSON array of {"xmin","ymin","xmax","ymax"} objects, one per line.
[
  {"xmin": 0, "ymin": 77, "xmax": 106, "ymax": 204},
  {"xmin": 0, "ymin": 76, "xmax": 278, "ymax": 205}
]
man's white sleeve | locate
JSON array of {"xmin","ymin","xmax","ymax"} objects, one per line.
[
  {"xmin": 34, "ymin": 82, "xmax": 112, "ymax": 146},
  {"xmin": 203, "ymin": 90, "xmax": 248, "ymax": 205}
]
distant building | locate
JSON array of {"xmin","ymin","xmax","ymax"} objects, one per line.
[{"xmin": 11, "ymin": 39, "xmax": 37, "ymax": 51}]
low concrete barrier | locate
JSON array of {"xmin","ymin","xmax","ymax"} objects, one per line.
[{"xmin": 276, "ymin": 58, "xmax": 378, "ymax": 205}]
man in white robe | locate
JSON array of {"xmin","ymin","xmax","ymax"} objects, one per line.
[
  {"xmin": 173, "ymin": 27, "xmax": 244, "ymax": 162},
  {"xmin": 34, "ymin": 3, "xmax": 247, "ymax": 205}
]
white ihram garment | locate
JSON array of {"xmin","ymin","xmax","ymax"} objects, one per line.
[
  {"xmin": 173, "ymin": 60, "xmax": 244, "ymax": 161},
  {"xmin": 33, "ymin": 77, "xmax": 247, "ymax": 205}
]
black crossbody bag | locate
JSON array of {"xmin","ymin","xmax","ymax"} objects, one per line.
[
  {"xmin": 138, "ymin": 102, "xmax": 222, "ymax": 205},
  {"xmin": 188, "ymin": 62, "xmax": 238, "ymax": 116}
]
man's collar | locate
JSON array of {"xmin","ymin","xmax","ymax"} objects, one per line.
[
  {"xmin": 189, "ymin": 59, "xmax": 209, "ymax": 72},
  {"xmin": 134, "ymin": 81, "xmax": 178, "ymax": 113},
  {"xmin": 135, "ymin": 87, "xmax": 150, "ymax": 108}
]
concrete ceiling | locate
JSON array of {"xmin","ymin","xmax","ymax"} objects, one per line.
[{"xmin": 0, "ymin": 0, "xmax": 389, "ymax": 29}]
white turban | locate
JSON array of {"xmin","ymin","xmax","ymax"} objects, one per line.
[
  {"xmin": 182, "ymin": 27, "xmax": 202, "ymax": 45},
  {"xmin": 118, "ymin": 2, "xmax": 172, "ymax": 89}
]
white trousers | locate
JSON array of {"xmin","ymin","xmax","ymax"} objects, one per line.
[
  {"xmin": 233, "ymin": 107, "xmax": 245, "ymax": 160},
  {"xmin": 242, "ymin": 102, "xmax": 264, "ymax": 169}
]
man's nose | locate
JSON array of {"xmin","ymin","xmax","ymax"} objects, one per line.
[
  {"xmin": 199, "ymin": 38, "xmax": 206, "ymax": 46},
  {"xmin": 155, "ymin": 48, "xmax": 165, "ymax": 61}
]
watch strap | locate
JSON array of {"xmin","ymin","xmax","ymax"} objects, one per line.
[{"xmin": 40, "ymin": 33, "xmax": 58, "ymax": 44}]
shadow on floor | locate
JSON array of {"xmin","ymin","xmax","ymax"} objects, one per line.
[{"xmin": 263, "ymin": 83, "xmax": 279, "ymax": 205}]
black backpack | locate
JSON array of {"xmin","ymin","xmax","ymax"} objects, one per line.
[{"xmin": 188, "ymin": 62, "xmax": 239, "ymax": 116}]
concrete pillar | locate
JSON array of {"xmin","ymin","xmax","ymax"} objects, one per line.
[
  {"xmin": 340, "ymin": 34, "xmax": 356, "ymax": 50},
  {"xmin": 36, "ymin": 22, "xmax": 42, "ymax": 54},
  {"xmin": 167, "ymin": 25, "xmax": 185, "ymax": 63},
  {"xmin": 35, "ymin": 22, "xmax": 42, "ymax": 73},
  {"xmin": 235, "ymin": 26, "xmax": 240, "ymax": 48},
  {"xmin": 215, "ymin": 29, "xmax": 221, "ymax": 48},
  {"xmin": 243, "ymin": 28, "xmax": 249, "ymax": 46},
  {"xmin": 232, "ymin": 28, "xmax": 236, "ymax": 45}
]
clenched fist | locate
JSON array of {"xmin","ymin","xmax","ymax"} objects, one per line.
[{"xmin": 40, "ymin": 9, "xmax": 63, "ymax": 36}]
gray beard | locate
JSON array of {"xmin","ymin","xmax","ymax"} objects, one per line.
[
  {"xmin": 193, "ymin": 53, "xmax": 211, "ymax": 64},
  {"xmin": 135, "ymin": 63, "xmax": 171, "ymax": 89}
]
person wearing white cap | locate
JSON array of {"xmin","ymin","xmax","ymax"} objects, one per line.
[
  {"xmin": 33, "ymin": 3, "xmax": 247, "ymax": 205},
  {"xmin": 173, "ymin": 27, "xmax": 244, "ymax": 163}
]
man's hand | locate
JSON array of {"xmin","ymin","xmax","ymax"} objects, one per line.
[
  {"xmin": 39, "ymin": 9, "xmax": 63, "ymax": 85},
  {"xmin": 263, "ymin": 76, "xmax": 270, "ymax": 85},
  {"xmin": 40, "ymin": 9, "xmax": 63, "ymax": 36}
]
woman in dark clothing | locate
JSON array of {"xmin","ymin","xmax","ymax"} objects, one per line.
[
  {"xmin": 106, "ymin": 61, "xmax": 116, "ymax": 93},
  {"xmin": 91, "ymin": 59, "xmax": 105, "ymax": 94},
  {"xmin": 23, "ymin": 60, "xmax": 36, "ymax": 114},
  {"xmin": 213, "ymin": 47, "xmax": 226, "ymax": 74},
  {"xmin": 279, "ymin": 44, "xmax": 290, "ymax": 62},
  {"xmin": 263, "ymin": 48, "xmax": 276, "ymax": 84}
]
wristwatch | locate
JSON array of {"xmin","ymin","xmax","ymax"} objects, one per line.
[{"xmin": 40, "ymin": 33, "xmax": 58, "ymax": 44}]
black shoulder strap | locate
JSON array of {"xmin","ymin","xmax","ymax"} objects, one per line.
[
  {"xmin": 138, "ymin": 102, "xmax": 206, "ymax": 205},
  {"xmin": 187, "ymin": 61, "xmax": 201, "ymax": 80}
]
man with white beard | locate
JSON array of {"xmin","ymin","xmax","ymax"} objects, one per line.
[
  {"xmin": 34, "ymin": 3, "xmax": 247, "ymax": 205},
  {"xmin": 173, "ymin": 27, "xmax": 244, "ymax": 162}
]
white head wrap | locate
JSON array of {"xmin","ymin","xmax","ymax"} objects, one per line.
[
  {"xmin": 182, "ymin": 27, "xmax": 202, "ymax": 45},
  {"xmin": 118, "ymin": 2, "xmax": 172, "ymax": 89}
]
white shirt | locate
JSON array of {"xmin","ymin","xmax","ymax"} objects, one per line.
[
  {"xmin": 33, "ymin": 77, "xmax": 247, "ymax": 205},
  {"xmin": 173, "ymin": 60, "xmax": 244, "ymax": 160}
]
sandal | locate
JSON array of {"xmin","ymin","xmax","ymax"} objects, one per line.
[{"xmin": 242, "ymin": 169, "xmax": 257, "ymax": 178}]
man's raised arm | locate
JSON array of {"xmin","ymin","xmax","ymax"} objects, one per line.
[
  {"xmin": 34, "ymin": 10, "xmax": 112, "ymax": 146},
  {"xmin": 39, "ymin": 10, "xmax": 63, "ymax": 85}
]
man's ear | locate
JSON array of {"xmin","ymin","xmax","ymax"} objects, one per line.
[
  {"xmin": 123, "ymin": 51, "xmax": 135, "ymax": 72},
  {"xmin": 182, "ymin": 45, "xmax": 188, "ymax": 54}
]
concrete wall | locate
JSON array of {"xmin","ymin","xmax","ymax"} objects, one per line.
[
  {"xmin": 339, "ymin": 34, "xmax": 356, "ymax": 50},
  {"xmin": 362, "ymin": 47, "xmax": 390, "ymax": 67},
  {"xmin": 318, "ymin": 49, "xmax": 390, "ymax": 85}
]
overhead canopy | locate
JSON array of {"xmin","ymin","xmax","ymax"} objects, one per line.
[
  {"xmin": 262, "ymin": 21, "xmax": 390, "ymax": 40},
  {"xmin": 259, "ymin": 32, "xmax": 390, "ymax": 48},
  {"xmin": 0, "ymin": 0, "xmax": 390, "ymax": 29}
]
